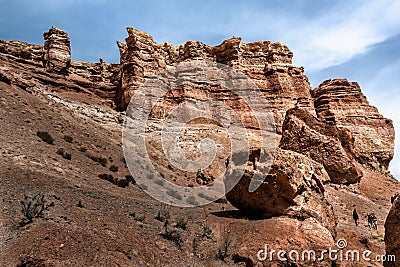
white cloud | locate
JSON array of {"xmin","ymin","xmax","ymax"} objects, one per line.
[{"xmin": 288, "ymin": 0, "xmax": 400, "ymax": 71}]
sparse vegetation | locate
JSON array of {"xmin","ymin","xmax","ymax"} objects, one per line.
[
  {"xmin": 98, "ymin": 173, "xmax": 129, "ymax": 188},
  {"xmin": 86, "ymin": 152, "xmax": 108, "ymax": 167},
  {"xmin": 187, "ymin": 196, "xmax": 199, "ymax": 206},
  {"xmin": 155, "ymin": 204, "xmax": 171, "ymax": 222},
  {"xmin": 201, "ymin": 223, "xmax": 213, "ymax": 239},
  {"xmin": 198, "ymin": 192, "xmax": 213, "ymax": 202},
  {"xmin": 175, "ymin": 215, "xmax": 188, "ymax": 230},
  {"xmin": 56, "ymin": 147, "xmax": 71, "ymax": 160},
  {"xmin": 20, "ymin": 193, "xmax": 53, "ymax": 225},
  {"xmin": 129, "ymin": 212, "xmax": 145, "ymax": 222},
  {"xmin": 109, "ymin": 165, "xmax": 119, "ymax": 172},
  {"xmin": 167, "ymin": 189, "xmax": 182, "ymax": 200},
  {"xmin": 63, "ymin": 134, "xmax": 73, "ymax": 143},
  {"xmin": 37, "ymin": 131, "xmax": 54, "ymax": 145},
  {"xmin": 217, "ymin": 225, "xmax": 232, "ymax": 261},
  {"xmin": 125, "ymin": 175, "xmax": 135, "ymax": 184},
  {"xmin": 98, "ymin": 173, "xmax": 114, "ymax": 182},
  {"xmin": 160, "ymin": 219, "xmax": 183, "ymax": 248}
]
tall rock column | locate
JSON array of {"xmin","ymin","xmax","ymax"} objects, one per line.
[
  {"xmin": 43, "ymin": 26, "xmax": 71, "ymax": 74},
  {"xmin": 313, "ymin": 79, "xmax": 395, "ymax": 172}
]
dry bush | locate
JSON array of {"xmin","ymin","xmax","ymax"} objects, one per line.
[
  {"xmin": 217, "ymin": 224, "xmax": 232, "ymax": 261},
  {"xmin": 36, "ymin": 131, "xmax": 54, "ymax": 145},
  {"xmin": 20, "ymin": 193, "xmax": 53, "ymax": 225}
]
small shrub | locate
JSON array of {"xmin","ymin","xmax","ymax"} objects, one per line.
[
  {"xmin": 98, "ymin": 173, "xmax": 114, "ymax": 182},
  {"xmin": 139, "ymin": 184, "xmax": 148, "ymax": 190},
  {"xmin": 20, "ymin": 193, "xmax": 53, "ymax": 225},
  {"xmin": 217, "ymin": 225, "xmax": 232, "ymax": 261},
  {"xmin": 86, "ymin": 152, "xmax": 108, "ymax": 167},
  {"xmin": 37, "ymin": 131, "xmax": 54, "ymax": 145},
  {"xmin": 202, "ymin": 223, "xmax": 213, "ymax": 239},
  {"xmin": 77, "ymin": 201, "xmax": 84, "ymax": 208},
  {"xmin": 125, "ymin": 175, "xmax": 136, "ymax": 184},
  {"xmin": 167, "ymin": 189, "xmax": 182, "ymax": 200},
  {"xmin": 198, "ymin": 192, "xmax": 213, "ymax": 201},
  {"xmin": 63, "ymin": 135, "xmax": 73, "ymax": 143},
  {"xmin": 129, "ymin": 212, "xmax": 145, "ymax": 222},
  {"xmin": 115, "ymin": 178, "xmax": 129, "ymax": 188},
  {"xmin": 175, "ymin": 216, "xmax": 188, "ymax": 230},
  {"xmin": 186, "ymin": 196, "xmax": 199, "ymax": 206},
  {"xmin": 155, "ymin": 204, "xmax": 171, "ymax": 222},
  {"xmin": 56, "ymin": 147, "xmax": 71, "ymax": 160},
  {"xmin": 160, "ymin": 220, "xmax": 183, "ymax": 248},
  {"xmin": 109, "ymin": 165, "xmax": 119, "ymax": 172},
  {"xmin": 154, "ymin": 179, "xmax": 165, "ymax": 186}
]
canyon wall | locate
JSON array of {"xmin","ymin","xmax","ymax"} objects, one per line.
[{"xmin": 0, "ymin": 26, "xmax": 396, "ymax": 241}]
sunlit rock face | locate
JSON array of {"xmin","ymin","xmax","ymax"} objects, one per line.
[
  {"xmin": 117, "ymin": 27, "xmax": 315, "ymax": 135},
  {"xmin": 313, "ymin": 79, "xmax": 395, "ymax": 172},
  {"xmin": 43, "ymin": 26, "xmax": 71, "ymax": 74}
]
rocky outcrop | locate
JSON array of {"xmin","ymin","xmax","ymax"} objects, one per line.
[
  {"xmin": 280, "ymin": 108, "xmax": 362, "ymax": 184},
  {"xmin": 313, "ymin": 79, "xmax": 395, "ymax": 172},
  {"xmin": 385, "ymin": 195, "xmax": 400, "ymax": 267},
  {"xmin": 117, "ymin": 27, "xmax": 315, "ymax": 133},
  {"xmin": 43, "ymin": 26, "xmax": 71, "ymax": 74},
  {"xmin": 226, "ymin": 148, "xmax": 337, "ymax": 234},
  {"xmin": 0, "ymin": 27, "xmax": 119, "ymax": 106}
]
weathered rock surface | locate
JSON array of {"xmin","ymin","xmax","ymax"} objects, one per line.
[
  {"xmin": 385, "ymin": 195, "xmax": 400, "ymax": 267},
  {"xmin": 117, "ymin": 27, "xmax": 315, "ymax": 133},
  {"xmin": 0, "ymin": 26, "xmax": 399, "ymax": 267},
  {"xmin": 43, "ymin": 26, "xmax": 71, "ymax": 73},
  {"xmin": 226, "ymin": 148, "xmax": 337, "ymax": 234},
  {"xmin": 313, "ymin": 79, "xmax": 395, "ymax": 172},
  {"xmin": 280, "ymin": 108, "xmax": 362, "ymax": 184},
  {"xmin": 0, "ymin": 27, "xmax": 119, "ymax": 107}
]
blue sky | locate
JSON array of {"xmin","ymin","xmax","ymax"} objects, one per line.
[{"xmin": 1, "ymin": 0, "xmax": 399, "ymax": 177}]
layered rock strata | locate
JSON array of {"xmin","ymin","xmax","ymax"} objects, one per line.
[
  {"xmin": 117, "ymin": 27, "xmax": 315, "ymax": 134},
  {"xmin": 0, "ymin": 27, "xmax": 119, "ymax": 106},
  {"xmin": 313, "ymin": 79, "xmax": 395, "ymax": 172}
]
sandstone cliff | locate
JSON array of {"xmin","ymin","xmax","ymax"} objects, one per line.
[
  {"xmin": 0, "ymin": 26, "xmax": 398, "ymax": 267},
  {"xmin": 0, "ymin": 27, "xmax": 119, "ymax": 107}
]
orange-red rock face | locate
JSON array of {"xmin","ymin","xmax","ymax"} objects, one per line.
[
  {"xmin": 313, "ymin": 79, "xmax": 395, "ymax": 172},
  {"xmin": 0, "ymin": 27, "xmax": 119, "ymax": 106},
  {"xmin": 0, "ymin": 26, "xmax": 397, "ymax": 231},
  {"xmin": 43, "ymin": 26, "xmax": 71, "ymax": 74},
  {"xmin": 117, "ymin": 27, "xmax": 315, "ymax": 133}
]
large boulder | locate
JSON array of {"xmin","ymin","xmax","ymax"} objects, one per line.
[
  {"xmin": 226, "ymin": 148, "xmax": 337, "ymax": 234},
  {"xmin": 280, "ymin": 108, "xmax": 362, "ymax": 184},
  {"xmin": 313, "ymin": 79, "xmax": 395, "ymax": 172}
]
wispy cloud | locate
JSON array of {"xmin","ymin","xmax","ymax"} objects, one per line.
[
  {"xmin": 288, "ymin": 0, "xmax": 400, "ymax": 71},
  {"xmin": 363, "ymin": 59, "xmax": 400, "ymax": 177}
]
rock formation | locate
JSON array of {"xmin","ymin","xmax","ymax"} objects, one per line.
[
  {"xmin": 313, "ymin": 79, "xmax": 395, "ymax": 172},
  {"xmin": 0, "ymin": 26, "xmax": 398, "ymax": 267},
  {"xmin": 117, "ymin": 27, "xmax": 315, "ymax": 134},
  {"xmin": 280, "ymin": 108, "xmax": 362, "ymax": 184},
  {"xmin": 43, "ymin": 26, "xmax": 71, "ymax": 74},
  {"xmin": 385, "ymin": 195, "xmax": 400, "ymax": 267},
  {"xmin": 226, "ymin": 148, "xmax": 337, "ymax": 234},
  {"xmin": 0, "ymin": 27, "xmax": 119, "ymax": 107}
]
